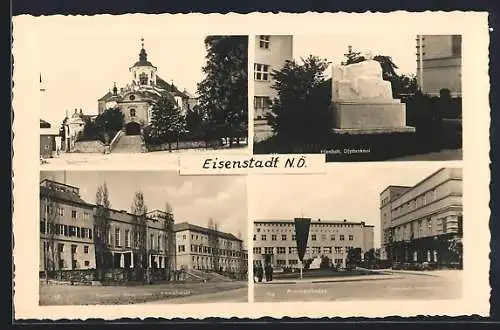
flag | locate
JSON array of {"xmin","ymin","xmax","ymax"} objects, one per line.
[{"xmin": 294, "ymin": 217, "xmax": 311, "ymax": 262}]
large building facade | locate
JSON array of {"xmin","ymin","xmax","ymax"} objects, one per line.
[
  {"xmin": 379, "ymin": 168, "xmax": 463, "ymax": 266},
  {"xmin": 97, "ymin": 39, "xmax": 195, "ymax": 135},
  {"xmin": 174, "ymin": 222, "xmax": 247, "ymax": 276},
  {"xmin": 416, "ymin": 35, "xmax": 462, "ymax": 97},
  {"xmin": 39, "ymin": 179, "xmax": 246, "ymax": 279},
  {"xmin": 253, "ymin": 35, "xmax": 293, "ymax": 142},
  {"xmin": 253, "ymin": 218, "xmax": 374, "ymax": 269}
]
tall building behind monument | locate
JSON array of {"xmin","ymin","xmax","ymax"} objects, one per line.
[
  {"xmin": 253, "ymin": 35, "xmax": 293, "ymax": 142},
  {"xmin": 416, "ymin": 35, "xmax": 462, "ymax": 97}
]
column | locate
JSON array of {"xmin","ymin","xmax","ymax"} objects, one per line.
[
  {"xmin": 120, "ymin": 253, "xmax": 124, "ymax": 268},
  {"xmin": 427, "ymin": 250, "xmax": 431, "ymax": 262},
  {"xmin": 148, "ymin": 254, "xmax": 152, "ymax": 268}
]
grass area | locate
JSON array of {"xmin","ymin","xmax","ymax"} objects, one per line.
[
  {"xmin": 39, "ymin": 281, "xmax": 247, "ymax": 305},
  {"xmin": 273, "ymin": 268, "xmax": 381, "ymax": 280}
]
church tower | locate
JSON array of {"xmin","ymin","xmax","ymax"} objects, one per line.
[{"xmin": 129, "ymin": 38, "xmax": 157, "ymax": 87}]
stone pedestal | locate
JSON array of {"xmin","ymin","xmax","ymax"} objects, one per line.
[{"xmin": 331, "ymin": 101, "xmax": 415, "ymax": 134}]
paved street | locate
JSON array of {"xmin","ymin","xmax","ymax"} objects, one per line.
[
  {"xmin": 40, "ymin": 281, "xmax": 248, "ymax": 305},
  {"xmin": 254, "ymin": 270, "xmax": 462, "ymax": 302},
  {"xmin": 142, "ymin": 286, "xmax": 248, "ymax": 304},
  {"xmin": 41, "ymin": 147, "xmax": 249, "ymax": 167}
]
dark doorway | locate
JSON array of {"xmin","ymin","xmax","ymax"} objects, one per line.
[{"xmin": 125, "ymin": 122, "xmax": 141, "ymax": 135}]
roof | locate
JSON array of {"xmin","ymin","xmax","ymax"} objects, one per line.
[
  {"xmin": 98, "ymin": 91, "xmax": 113, "ymax": 101},
  {"xmin": 156, "ymin": 76, "xmax": 189, "ymax": 98},
  {"xmin": 40, "ymin": 119, "xmax": 51, "ymax": 128},
  {"xmin": 173, "ymin": 222, "xmax": 241, "ymax": 241},
  {"xmin": 39, "ymin": 184, "xmax": 92, "ymax": 207},
  {"xmin": 254, "ymin": 218, "xmax": 370, "ymax": 226}
]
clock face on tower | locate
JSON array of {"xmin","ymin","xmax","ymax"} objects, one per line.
[{"xmin": 129, "ymin": 95, "xmax": 136, "ymax": 101}]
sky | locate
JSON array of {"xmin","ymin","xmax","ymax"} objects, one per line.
[
  {"xmin": 292, "ymin": 34, "xmax": 417, "ymax": 78},
  {"xmin": 40, "ymin": 171, "xmax": 248, "ymax": 248},
  {"xmin": 30, "ymin": 16, "xmax": 208, "ymax": 127},
  {"xmin": 250, "ymin": 165, "xmax": 443, "ymax": 248}
]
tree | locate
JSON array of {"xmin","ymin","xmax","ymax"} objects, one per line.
[
  {"xmin": 320, "ymin": 255, "xmax": 332, "ymax": 269},
  {"xmin": 94, "ymin": 182, "xmax": 111, "ymax": 273},
  {"xmin": 342, "ymin": 45, "xmax": 364, "ymax": 65},
  {"xmin": 148, "ymin": 95, "xmax": 185, "ymax": 150},
  {"xmin": 163, "ymin": 202, "xmax": 175, "ymax": 280},
  {"xmin": 363, "ymin": 248, "xmax": 377, "ymax": 268},
  {"xmin": 207, "ymin": 218, "xmax": 220, "ymax": 272},
  {"xmin": 196, "ymin": 36, "xmax": 248, "ymax": 146},
  {"xmin": 266, "ymin": 55, "xmax": 332, "ymax": 143},
  {"xmin": 131, "ymin": 191, "xmax": 149, "ymax": 282},
  {"xmin": 41, "ymin": 181, "xmax": 61, "ymax": 281},
  {"xmin": 185, "ymin": 105, "xmax": 203, "ymax": 136},
  {"xmin": 346, "ymin": 248, "xmax": 362, "ymax": 270},
  {"xmin": 95, "ymin": 107, "xmax": 125, "ymax": 133}
]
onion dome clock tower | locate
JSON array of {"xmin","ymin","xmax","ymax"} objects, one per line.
[{"xmin": 129, "ymin": 38, "xmax": 157, "ymax": 86}]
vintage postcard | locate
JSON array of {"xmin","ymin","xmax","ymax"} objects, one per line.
[{"xmin": 12, "ymin": 11, "xmax": 490, "ymax": 320}]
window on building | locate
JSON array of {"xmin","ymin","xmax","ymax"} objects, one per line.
[
  {"xmin": 40, "ymin": 221, "xmax": 46, "ymax": 234},
  {"xmin": 281, "ymin": 234, "xmax": 287, "ymax": 241},
  {"xmin": 130, "ymin": 109, "xmax": 136, "ymax": 117},
  {"xmin": 264, "ymin": 247, "xmax": 274, "ymax": 254},
  {"xmin": 139, "ymin": 73, "xmax": 148, "ymax": 85},
  {"xmin": 452, "ymin": 35, "xmax": 462, "ymax": 56},
  {"xmin": 311, "ymin": 234, "xmax": 316, "ymax": 241},
  {"xmin": 331, "ymin": 234, "xmax": 335, "ymax": 241},
  {"xmin": 254, "ymin": 63, "xmax": 270, "ymax": 81},
  {"xmin": 277, "ymin": 247, "xmax": 286, "ymax": 254},
  {"xmin": 114, "ymin": 228, "xmax": 120, "ymax": 246},
  {"xmin": 259, "ymin": 35, "xmax": 270, "ymax": 49},
  {"xmin": 58, "ymin": 207, "xmax": 64, "ymax": 216},
  {"xmin": 271, "ymin": 234, "xmax": 277, "ymax": 241},
  {"xmin": 71, "ymin": 210, "xmax": 77, "ymax": 219},
  {"xmin": 125, "ymin": 230, "xmax": 130, "ymax": 248},
  {"xmin": 261, "ymin": 234, "xmax": 267, "ymax": 241},
  {"xmin": 253, "ymin": 247, "xmax": 262, "ymax": 254},
  {"xmin": 84, "ymin": 245, "xmax": 89, "ymax": 254},
  {"xmin": 158, "ymin": 235, "xmax": 162, "ymax": 251},
  {"xmin": 58, "ymin": 243, "xmax": 64, "ymax": 253},
  {"xmin": 254, "ymin": 96, "xmax": 271, "ymax": 109},
  {"xmin": 340, "ymin": 235, "xmax": 345, "ymax": 241},
  {"xmin": 178, "ymin": 245, "xmax": 185, "ymax": 252},
  {"xmin": 348, "ymin": 235, "xmax": 354, "ymax": 241},
  {"xmin": 253, "ymin": 235, "xmax": 256, "ymax": 241},
  {"xmin": 108, "ymin": 229, "xmax": 113, "ymax": 246},
  {"xmin": 292, "ymin": 234, "xmax": 296, "ymax": 241},
  {"xmin": 71, "ymin": 244, "xmax": 77, "ymax": 254},
  {"xmin": 289, "ymin": 259, "xmax": 298, "ymax": 265}
]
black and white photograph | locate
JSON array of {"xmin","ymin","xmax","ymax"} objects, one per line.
[
  {"xmin": 39, "ymin": 171, "xmax": 248, "ymax": 305},
  {"xmin": 34, "ymin": 15, "xmax": 248, "ymax": 166},
  {"xmin": 251, "ymin": 167, "xmax": 463, "ymax": 302},
  {"xmin": 253, "ymin": 34, "xmax": 462, "ymax": 162}
]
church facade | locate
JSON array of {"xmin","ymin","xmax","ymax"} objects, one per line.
[{"xmin": 97, "ymin": 39, "xmax": 195, "ymax": 135}]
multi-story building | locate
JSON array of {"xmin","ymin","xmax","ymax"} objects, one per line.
[
  {"xmin": 253, "ymin": 218, "xmax": 374, "ymax": 269},
  {"xmin": 39, "ymin": 179, "xmax": 176, "ymax": 279},
  {"xmin": 416, "ymin": 35, "xmax": 462, "ymax": 97},
  {"xmin": 253, "ymin": 35, "xmax": 293, "ymax": 142},
  {"xmin": 39, "ymin": 179, "xmax": 96, "ymax": 272},
  {"xmin": 97, "ymin": 39, "xmax": 195, "ymax": 135},
  {"xmin": 174, "ymin": 222, "xmax": 246, "ymax": 275},
  {"xmin": 40, "ymin": 119, "xmax": 59, "ymax": 159},
  {"xmin": 379, "ymin": 168, "xmax": 463, "ymax": 266},
  {"xmin": 100, "ymin": 208, "xmax": 175, "ymax": 276}
]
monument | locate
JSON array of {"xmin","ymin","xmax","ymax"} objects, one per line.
[{"xmin": 330, "ymin": 53, "xmax": 415, "ymax": 134}]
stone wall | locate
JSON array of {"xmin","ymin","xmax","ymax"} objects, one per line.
[
  {"xmin": 109, "ymin": 130, "xmax": 124, "ymax": 151},
  {"xmin": 72, "ymin": 140, "xmax": 106, "ymax": 153},
  {"xmin": 147, "ymin": 140, "xmax": 222, "ymax": 152}
]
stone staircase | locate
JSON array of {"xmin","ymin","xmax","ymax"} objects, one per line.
[
  {"xmin": 185, "ymin": 269, "xmax": 234, "ymax": 282},
  {"xmin": 111, "ymin": 134, "xmax": 143, "ymax": 153}
]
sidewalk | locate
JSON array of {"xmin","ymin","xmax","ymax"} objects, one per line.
[
  {"xmin": 380, "ymin": 269, "xmax": 462, "ymax": 278},
  {"xmin": 254, "ymin": 273, "xmax": 403, "ymax": 285}
]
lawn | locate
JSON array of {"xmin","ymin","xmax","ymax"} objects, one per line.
[{"xmin": 39, "ymin": 281, "xmax": 247, "ymax": 305}]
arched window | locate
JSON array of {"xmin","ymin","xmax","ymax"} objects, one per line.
[
  {"xmin": 129, "ymin": 109, "xmax": 136, "ymax": 117},
  {"xmin": 139, "ymin": 73, "xmax": 148, "ymax": 85}
]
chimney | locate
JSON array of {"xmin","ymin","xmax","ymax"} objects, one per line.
[{"xmin": 79, "ymin": 109, "xmax": 83, "ymax": 116}]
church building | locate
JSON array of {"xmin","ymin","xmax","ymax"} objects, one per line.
[{"xmin": 97, "ymin": 39, "xmax": 195, "ymax": 135}]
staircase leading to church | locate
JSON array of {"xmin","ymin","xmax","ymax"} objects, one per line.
[{"xmin": 111, "ymin": 134, "xmax": 143, "ymax": 153}]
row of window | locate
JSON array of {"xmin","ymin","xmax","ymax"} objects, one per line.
[
  {"xmin": 254, "ymin": 234, "xmax": 354, "ymax": 241},
  {"xmin": 392, "ymin": 215, "xmax": 462, "ymax": 242},
  {"xmin": 44, "ymin": 206, "xmax": 90, "ymax": 221},
  {"xmin": 392, "ymin": 189, "xmax": 438, "ymax": 217},
  {"xmin": 253, "ymin": 246, "xmax": 355, "ymax": 255},
  {"xmin": 256, "ymin": 223, "xmax": 357, "ymax": 229},
  {"xmin": 178, "ymin": 233, "xmax": 236, "ymax": 248},
  {"xmin": 44, "ymin": 242, "xmax": 90, "ymax": 254},
  {"xmin": 107, "ymin": 228, "xmax": 166, "ymax": 251},
  {"xmin": 177, "ymin": 244, "xmax": 242, "ymax": 257},
  {"xmin": 40, "ymin": 221, "xmax": 93, "ymax": 239}
]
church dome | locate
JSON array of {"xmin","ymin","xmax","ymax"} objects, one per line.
[{"xmin": 131, "ymin": 39, "xmax": 156, "ymax": 68}]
